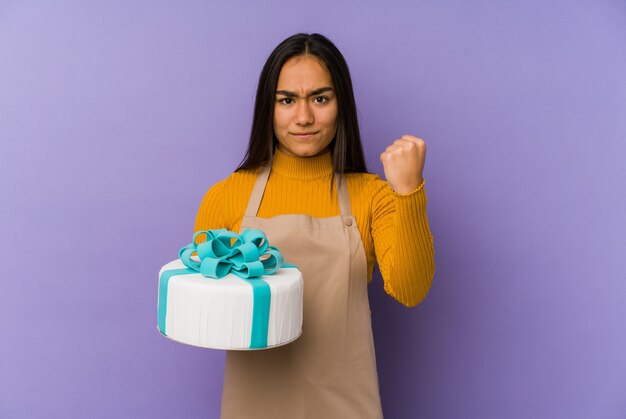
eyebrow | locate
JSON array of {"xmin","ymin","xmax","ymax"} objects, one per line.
[{"xmin": 275, "ymin": 87, "xmax": 334, "ymax": 98}]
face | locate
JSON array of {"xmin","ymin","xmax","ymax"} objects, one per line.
[{"xmin": 273, "ymin": 55, "xmax": 338, "ymax": 157}]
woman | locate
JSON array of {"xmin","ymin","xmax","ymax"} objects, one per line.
[{"xmin": 194, "ymin": 32, "xmax": 435, "ymax": 419}]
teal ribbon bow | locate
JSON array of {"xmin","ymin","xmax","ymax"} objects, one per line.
[
  {"xmin": 178, "ymin": 228, "xmax": 284, "ymax": 279},
  {"xmin": 158, "ymin": 228, "xmax": 293, "ymax": 349}
]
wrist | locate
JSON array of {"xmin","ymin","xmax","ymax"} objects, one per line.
[{"xmin": 389, "ymin": 177, "xmax": 424, "ymax": 195}]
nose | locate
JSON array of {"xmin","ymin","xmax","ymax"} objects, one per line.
[{"xmin": 295, "ymin": 100, "xmax": 314, "ymax": 125}]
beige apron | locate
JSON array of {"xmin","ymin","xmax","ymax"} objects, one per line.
[{"xmin": 220, "ymin": 162, "xmax": 384, "ymax": 418}]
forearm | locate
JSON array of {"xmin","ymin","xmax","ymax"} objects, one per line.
[{"xmin": 375, "ymin": 180, "xmax": 435, "ymax": 307}]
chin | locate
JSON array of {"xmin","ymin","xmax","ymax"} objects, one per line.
[{"xmin": 277, "ymin": 136, "xmax": 332, "ymax": 157}]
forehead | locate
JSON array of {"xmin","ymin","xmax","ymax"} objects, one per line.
[{"xmin": 276, "ymin": 55, "xmax": 334, "ymax": 89}]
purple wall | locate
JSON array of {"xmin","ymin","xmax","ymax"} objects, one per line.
[{"xmin": 1, "ymin": 1, "xmax": 625, "ymax": 418}]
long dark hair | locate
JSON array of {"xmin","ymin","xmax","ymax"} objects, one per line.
[{"xmin": 236, "ymin": 33, "xmax": 369, "ymax": 191}]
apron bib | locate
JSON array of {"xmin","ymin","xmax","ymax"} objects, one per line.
[{"xmin": 220, "ymin": 162, "xmax": 384, "ymax": 419}]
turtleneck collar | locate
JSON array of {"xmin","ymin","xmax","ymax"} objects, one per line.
[{"xmin": 271, "ymin": 146, "xmax": 333, "ymax": 179}]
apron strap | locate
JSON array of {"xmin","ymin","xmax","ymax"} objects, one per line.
[
  {"xmin": 336, "ymin": 174, "xmax": 352, "ymax": 217},
  {"xmin": 244, "ymin": 164, "xmax": 353, "ymax": 218},
  {"xmin": 244, "ymin": 163, "xmax": 272, "ymax": 218}
]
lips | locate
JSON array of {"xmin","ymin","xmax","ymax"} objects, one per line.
[{"xmin": 292, "ymin": 131, "xmax": 319, "ymax": 136}]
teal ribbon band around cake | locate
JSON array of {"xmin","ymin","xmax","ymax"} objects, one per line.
[{"xmin": 158, "ymin": 228, "xmax": 297, "ymax": 349}]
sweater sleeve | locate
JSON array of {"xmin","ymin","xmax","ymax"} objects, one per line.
[
  {"xmin": 193, "ymin": 177, "xmax": 231, "ymax": 242},
  {"xmin": 371, "ymin": 177, "xmax": 435, "ymax": 307}
]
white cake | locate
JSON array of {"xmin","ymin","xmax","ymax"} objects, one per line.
[{"xmin": 158, "ymin": 258, "xmax": 303, "ymax": 350}]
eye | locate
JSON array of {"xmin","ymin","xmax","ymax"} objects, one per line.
[
  {"xmin": 314, "ymin": 96, "xmax": 329, "ymax": 103},
  {"xmin": 278, "ymin": 97, "xmax": 293, "ymax": 105}
]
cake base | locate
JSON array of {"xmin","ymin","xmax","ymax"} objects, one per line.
[{"xmin": 157, "ymin": 326, "xmax": 303, "ymax": 351}]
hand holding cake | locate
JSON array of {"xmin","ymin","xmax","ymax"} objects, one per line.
[{"xmin": 380, "ymin": 134, "xmax": 427, "ymax": 194}]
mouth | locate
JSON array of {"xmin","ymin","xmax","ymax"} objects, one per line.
[{"xmin": 291, "ymin": 131, "xmax": 319, "ymax": 138}]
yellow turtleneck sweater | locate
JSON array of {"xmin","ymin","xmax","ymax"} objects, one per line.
[{"xmin": 194, "ymin": 147, "xmax": 435, "ymax": 307}]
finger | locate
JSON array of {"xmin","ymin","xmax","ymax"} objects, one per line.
[
  {"xmin": 401, "ymin": 134, "xmax": 419, "ymax": 142},
  {"xmin": 392, "ymin": 138, "xmax": 420, "ymax": 152},
  {"xmin": 401, "ymin": 135, "xmax": 426, "ymax": 147},
  {"xmin": 385, "ymin": 143, "xmax": 399, "ymax": 153}
]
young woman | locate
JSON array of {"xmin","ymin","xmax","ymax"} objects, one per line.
[{"xmin": 194, "ymin": 32, "xmax": 435, "ymax": 419}]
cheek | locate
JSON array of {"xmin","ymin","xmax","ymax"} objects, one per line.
[
  {"xmin": 273, "ymin": 109, "xmax": 289, "ymax": 130},
  {"xmin": 320, "ymin": 107, "xmax": 338, "ymax": 127}
]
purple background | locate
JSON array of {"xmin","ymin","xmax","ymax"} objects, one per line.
[{"xmin": 1, "ymin": 1, "xmax": 625, "ymax": 418}]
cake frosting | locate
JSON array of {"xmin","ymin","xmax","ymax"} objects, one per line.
[{"xmin": 157, "ymin": 228, "xmax": 303, "ymax": 350}]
